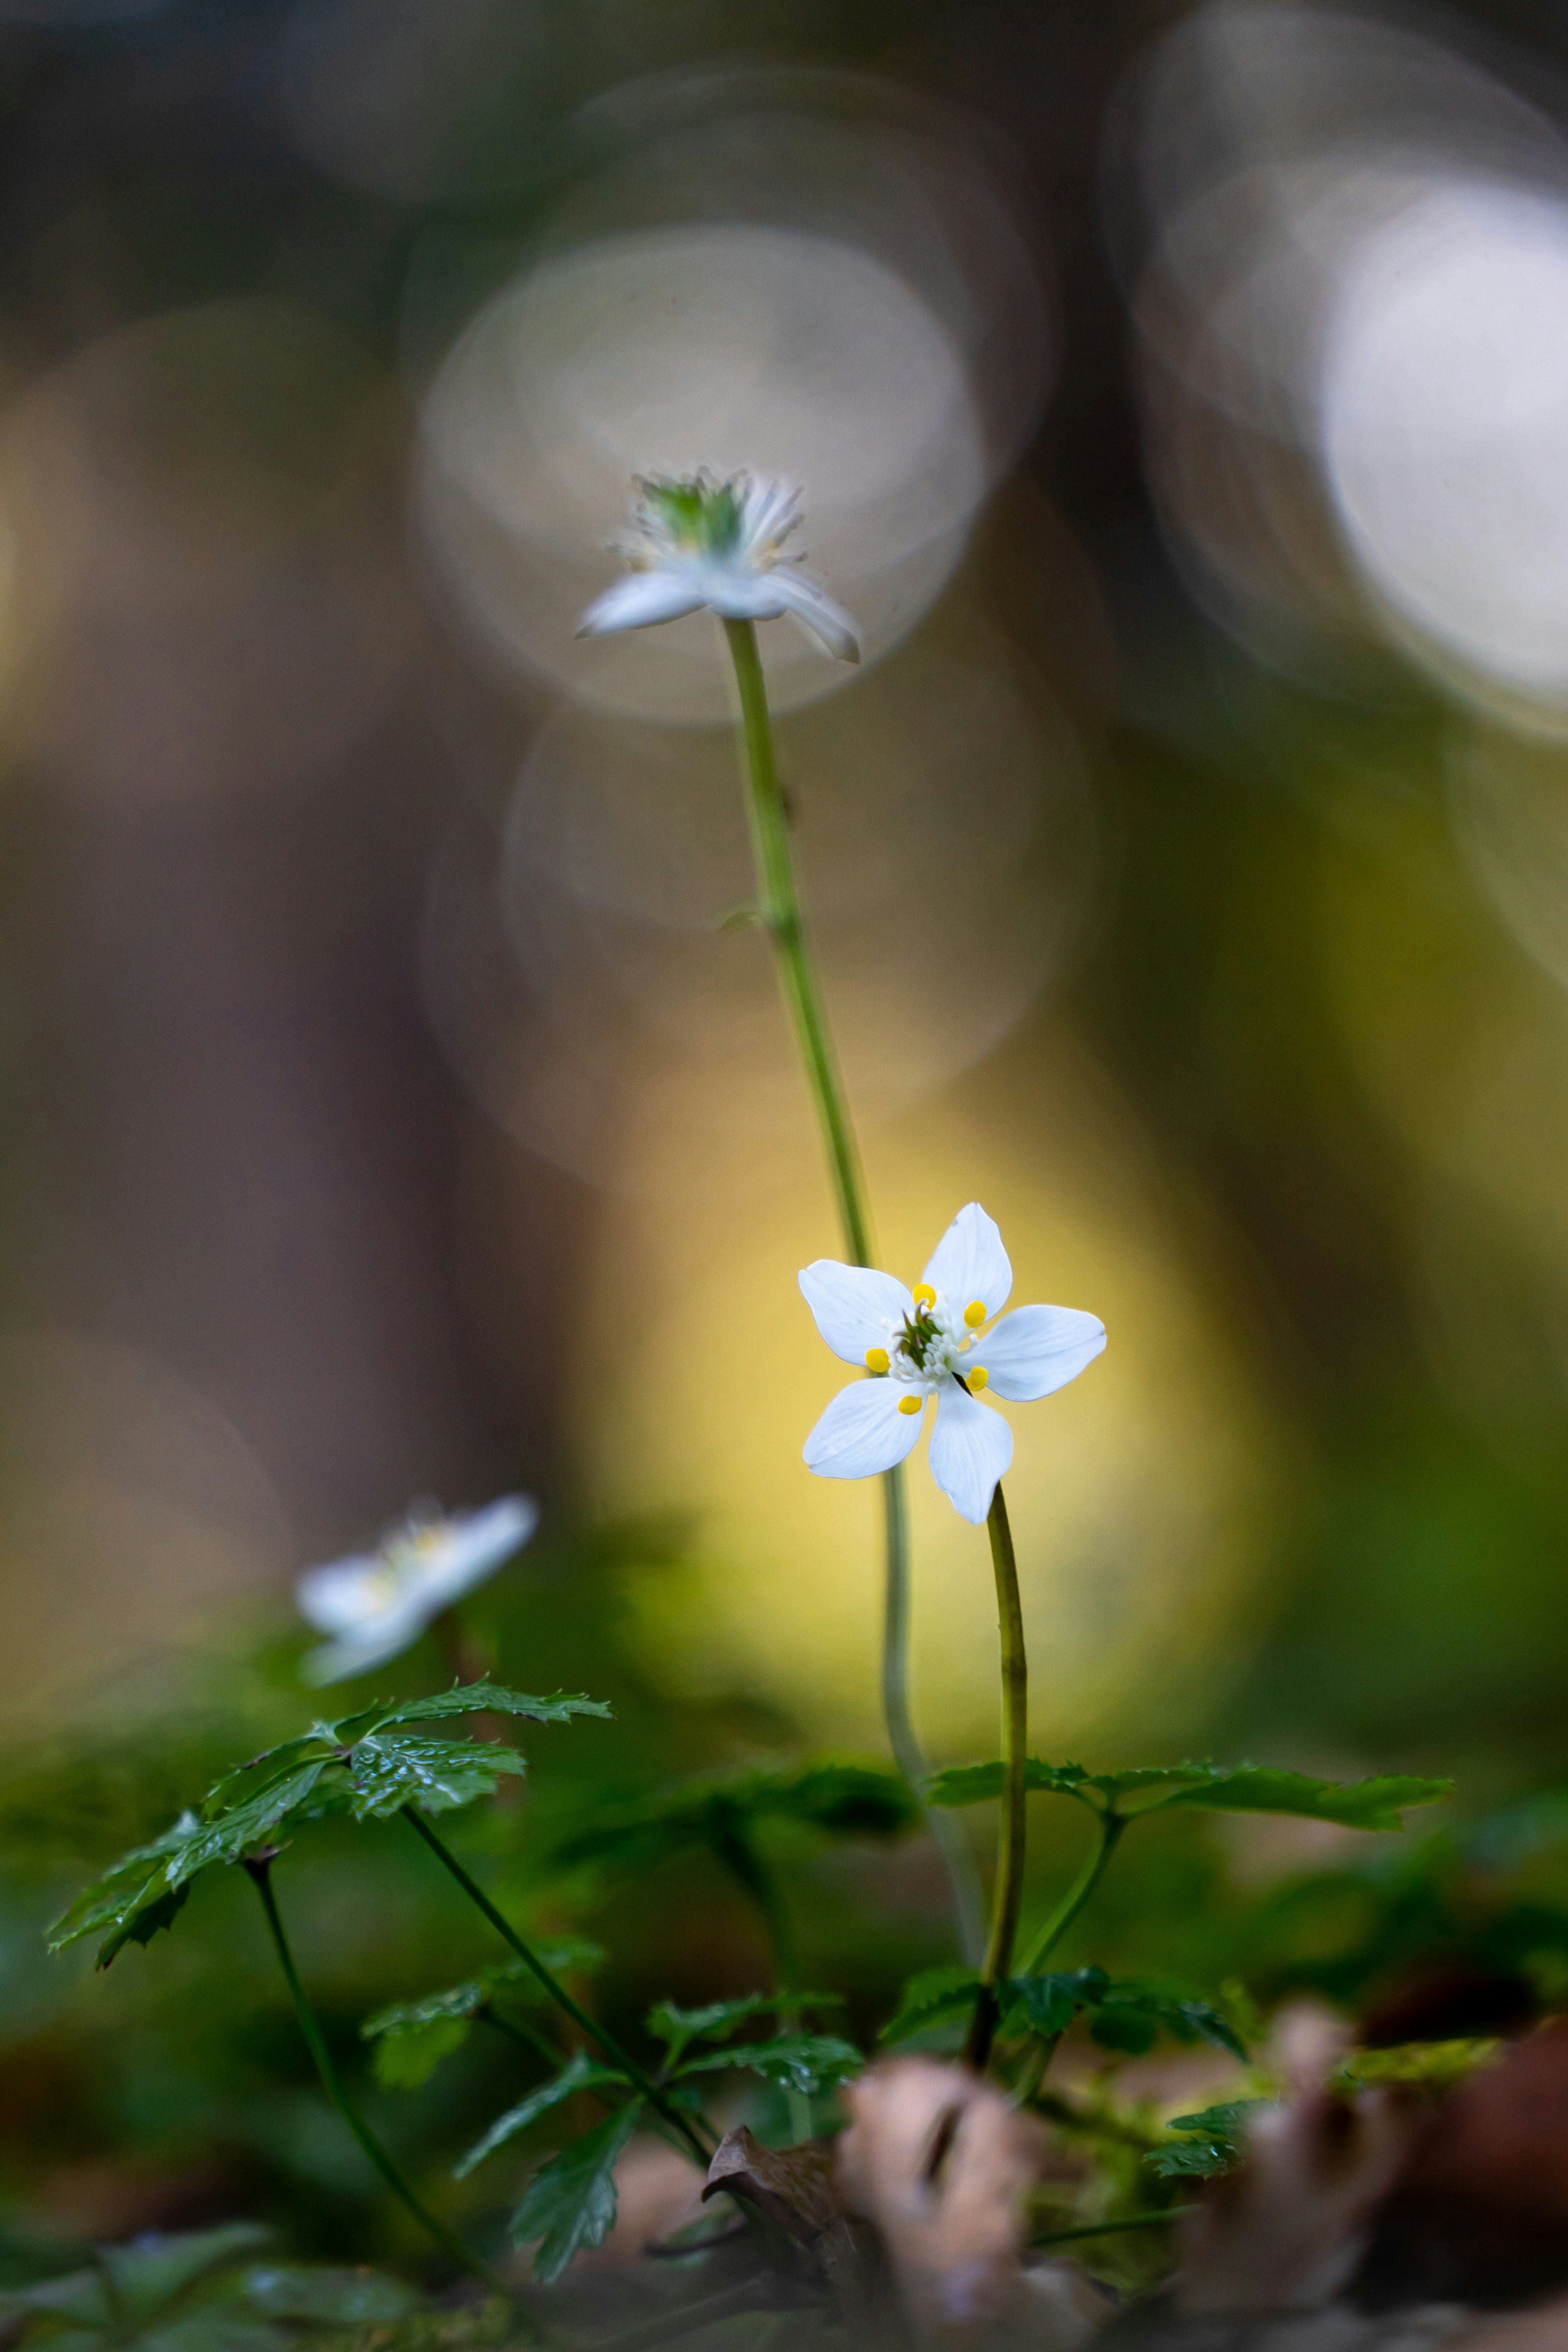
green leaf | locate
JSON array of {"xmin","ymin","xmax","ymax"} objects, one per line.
[
  {"xmin": 924, "ymin": 1760, "xmax": 1089, "ymax": 1809},
  {"xmin": 1090, "ymin": 1981, "xmax": 1248, "ymax": 2062},
  {"xmin": 1148, "ymin": 1767, "xmax": 1455, "ymax": 1831},
  {"xmin": 924, "ymin": 1758, "xmax": 1452, "ymax": 1832},
  {"xmin": 241, "ymin": 2266, "xmax": 418, "ymax": 2324},
  {"xmin": 510, "ymin": 2103, "xmax": 642, "ymax": 2282},
  {"xmin": 47, "ymin": 1813, "xmax": 203, "ymax": 1960},
  {"xmin": 363, "ymin": 1949, "xmax": 602, "ymax": 2043},
  {"xmin": 372, "ymin": 2016, "xmax": 472, "ymax": 2090},
  {"xmin": 1145, "ymin": 2099, "xmax": 1270, "ymax": 2180},
  {"xmin": 455, "ymin": 2051, "xmax": 633, "ymax": 2179},
  {"xmin": 880, "ymin": 1967, "xmax": 982, "ymax": 2044},
  {"xmin": 167, "ymin": 1764, "xmax": 334, "ymax": 1887},
  {"xmin": 348, "ymin": 1685, "xmax": 612, "ymax": 1735},
  {"xmin": 140, "ymin": 2314, "xmax": 283, "ymax": 2352},
  {"xmin": 347, "ymin": 1734, "xmax": 529, "ymax": 1819},
  {"xmin": 1331, "ymin": 2037, "xmax": 1499, "ymax": 2090},
  {"xmin": 672, "ymin": 2034, "xmax": 862, "ymax": 2096},
  {"xmin": 646, "ymin": 1991, "xmax": 844, "ymax": 2068},
  {"xmin": 98, "ymin": 1884, "xmax": 192, "ymax": 1970},
  {"xmin": 552, "ymin": 1758, "xmax": 915, "ymax": 1874},
  {"xmin": 1003, "ymin": 1968, "xmax": 1109, "ymax": 2039}
]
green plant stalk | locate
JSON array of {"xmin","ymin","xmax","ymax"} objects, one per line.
[
  {"xmin": 1018, "ymin": 1806, "xmax": 1125, "ymax": 1976},
  {"xmin": 965, "ymin": 1481, "xmax": 1027, "ymax": 2073},
  {"xmin": 245, "ymin": 1862, "xmax": 516, "ymax": 2306},
  {"xmin": 400, "ymin": 1808, "xmax": 715, "ymax": 2165},
  {"xmin": 722, "ymin": 615, "xmax": 985, "ymax": 1963}
]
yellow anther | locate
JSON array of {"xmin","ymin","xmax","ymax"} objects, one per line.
[
  {"xmin": 964, "ymin": 1299, "xmax": 987, "ymax": 1327},
  {"xmin": 912, "ymin": 1282, "xmax": 936, "ymax": 1308},
  {"xmin": 897, "ymin": 1394, "xmax": 923, "ymax": 1416},
  {"xmin": 865, "ymin": 1347, "xmax": 890, "ymax": 1375},
  {"xmin": 969, "ymin": 1366, "xmax": 989, "ymax": 1392}
]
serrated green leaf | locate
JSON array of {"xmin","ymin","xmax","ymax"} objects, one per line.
[
  {"xmin": 372, "ymin": 2015, "xmax": 473, "ymax": 2090},
  {"xmin": 924, "ymin": 1759, "xmax": 1089, "ymax": 1809},
  {"xmin": 47, "ymin": 1812, "xmax": 202, "ymax": 1957},
  {"xmin": 1091, "ymin": 1982, "xmax": 1248, "ymax": 2062},
  {"xmin": 1145, "ymin": 2099, "xmax": 1270, "ymax": 2179},
  {"xmin": 348, "ymin": 1684, "xmax": 612, "ymax": 1736},
  {"xmin": 880, "ymin": 1967, "xmax": 982, "ymax": 2044},
  {"xmin": 347, "ymin": 1735, "xmax": 529, "ymax": 1819},
  {"xmin": 168, "ymin": 1764, "xmax": 333, "ymax": 1888},
  {"xmin": 240, "ymin": 2265, "xmax": 418, "ymax": 2324},
  {"xmin": 1149, "ymin": 1767, "xmax": 1454, "ymax": 1831},
  {"xmin": 1331, "ymin": 2037, "xmax": 1499, "ymax": 2090},
  {"xmin": 98, "ymin": 1884, "xmax": 192, "ymax": 1970},
  {"xmin": 1002, "ymin": 1968, "xmax": 1109, "ymax": 2039},
  {"xmin": 646, "ymin": 1991, "xmax": 844, "ymax": 2067},
  {"xmin": 672, "ymin": 2033, "xmax": 862, "ymax": 2096},
  {"xmin": 456, "ymin": 2051, "xmax": 634, "ymax": 2179},
  {"xmin": 510, "ymin": 2103, "xmax": 642, "ymax": 2282}
]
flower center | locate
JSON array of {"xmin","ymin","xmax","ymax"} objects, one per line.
[{"xmin": 641, "ymin": 475, "xmax": 745, "ymax": 558}]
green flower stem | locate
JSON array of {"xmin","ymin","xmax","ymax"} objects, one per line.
[
  {"xmin": 1017, "ymin": 1806, "xmax": 1125, "ymax": 1976},
  {"xmin": 722, "ymin": 616, "xmax": 869, "ymax": 1264},
  {"xmin": 722, "ymin": 615, "xmax": 985, "ymax": 1963},
  {"xmin": 400, "ymin": 1808, "xmax": 715, "ymax": 2166},
  {"xmin": 245, "ymin": 1862, "xmax": 516, "ymax": 2306},
  {"xmin": 964, "ymin": 1481, "xmax": 1028, "ymax": 2073}
]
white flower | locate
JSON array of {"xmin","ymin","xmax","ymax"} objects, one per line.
[
  {"xmin": 295, "ymin": 1495, "xmax": 538, "ymax": 1686},
  {"xmin": 576, "ymin": 471, "xmax": 860, "ymax": 662},
  {"xmin": 799, "ymin": 1204, "xmax": 1106, "ymax": 1526}
]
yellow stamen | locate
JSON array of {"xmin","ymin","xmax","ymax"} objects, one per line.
[
  {"xmin": 897, "ymin": 1395, "xmax": 922, "ymax": 1416},
  {"xmin": 865, "ymin": 1347, "xmax": 890, "ymax": 1375},
  {"xmin": 969, "ymin": 1366, "xmax": 989, "ymax": 1392},
  {"xmin": 964, "ymin": 1300, "xmax": 987, "ymax": 1327},
  {"xmin": 912, "ymin": 1282, "xmax": 936, "ymax": 1308}
]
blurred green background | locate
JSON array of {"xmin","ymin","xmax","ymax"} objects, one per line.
[{"xmin": 1, "ymin": 0, "xmax": 1568, "ymax": 2291}]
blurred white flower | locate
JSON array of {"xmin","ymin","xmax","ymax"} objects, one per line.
[
  {"xmin": 576, "ymin": 472, "xmax": 860, "ymax": 662},
  {"xmin": 800, "ymin": 1204, "xmax": 1105, "ymax": 1525},
  {"xmin": 296, "ymin": 1495, "xmax": 538, "ymax": 1685}
]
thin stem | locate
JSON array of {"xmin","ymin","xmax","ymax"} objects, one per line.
[
  {"xmin": 1017, "ymin": 1807, "xmax": 1125, "ymax": 1976},
  {"xmin": 964, "ymin": 1481, "xmax": 1027, "ymax": 2073},
  {"xmin": 722, "ymin": 616, "xmax": 870, "ymax": 1265},
  {"xmin": 480, "ymin": 2004, "xmax": 567, "ymax": 2071},
  {"xmin": 245, "ymin": 1862, "xmax": 514, "ymax": 2305},
  {"xmin": 590, "ymin": 2276, "xmax": 784, "ymax": 2352},
  {"xmin": 400, "ymin": 1808, "xmax": 715, "ymax": 2166},
  {"xmin": 722, "ymin": 614, "xmax": 981, "ymax": 1961}
]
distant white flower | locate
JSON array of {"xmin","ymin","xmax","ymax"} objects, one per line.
[
  {"xmin": 800, "ymin": 1205, "xmax": 1105, "ymax": 1525},
  {"xmin": 576, "ymin": 471, "xmax": 860, "ymax": 662},
  {"xmin": 296, "ymin": 1496, "xmax": 538, "ymax": 1686}
]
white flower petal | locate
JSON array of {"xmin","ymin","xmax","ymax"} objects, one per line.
[
  {"xmin": 799, "ymin": 1261, "xmax": 916, "ymax": 1364},
  {"xmin": 804, "ymin": 1376, "xmax": 924, "ymax": 1480},
  {"xmin": 923, "ymin": 1203, "xmax": 1012, "ymax": 1320},
  {"xmin": 301, "ymin": 1613, "xmax": 425, "ymax": 1687},
  {"xmin": 419, "ymin": 1495, "xmax": 538, "ymax": 1607},
  {"xmin": 927, "ymin": 1381, "xmax": 1013, "ymax": 1525},
  {"xmin": 971, "ymin": 1305, "xmax": 1106, "ymax": 1402},
  {"xmin": 766, "ymin": 569, "xmax": 862, "ymax": 662},
  {"xmin": 295, "ymin": 1554, "xmax": 388, "ymax": 1636},
  {"xmin": 577, "ymin": 572, "xmax": 708, "ymax": 637}
]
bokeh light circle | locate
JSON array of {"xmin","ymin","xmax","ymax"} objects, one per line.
[{"xmin": 1322, "ymin": 177, "xmax": 1568, "ymax": 722}]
